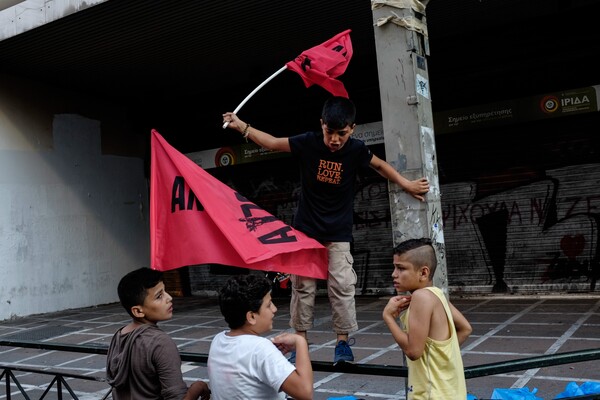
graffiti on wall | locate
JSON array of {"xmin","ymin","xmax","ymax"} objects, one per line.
[{"xmin": 442, "ymin": 163, "xmax": 599, "ymax": 292}]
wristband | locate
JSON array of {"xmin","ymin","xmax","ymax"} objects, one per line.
[{"xmin": 242, "ymin": 123, "xmax": 251, "ymax": 142}]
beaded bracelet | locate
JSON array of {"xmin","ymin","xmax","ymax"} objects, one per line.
[{"xmin": 242, "ymin": 123, "xmax": 251, "ymax": 142}]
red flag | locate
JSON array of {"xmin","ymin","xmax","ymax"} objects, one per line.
[
  {"xmin": 285, "ymin": 29, "xmax": 353, "ymax": 98},
  {"xmin": 150, "ymin": 130, "xmax": 328, "ymax": 279}
]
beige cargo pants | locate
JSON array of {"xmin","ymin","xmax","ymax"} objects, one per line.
[{"xmin": 289, "ymin": 242, "xmax": 358, "ymax": 334}]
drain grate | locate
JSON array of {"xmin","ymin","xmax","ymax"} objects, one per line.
[{"xmin": 2, "ymin": 326, "xmax": 79, "ymax": 341}]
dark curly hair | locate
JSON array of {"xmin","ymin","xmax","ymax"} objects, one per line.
[{"xmin": 218, "ymin": 274, "xmax": 272, "ymax": 329}]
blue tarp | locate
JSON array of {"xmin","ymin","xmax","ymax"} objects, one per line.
[{"xmin": 554, "ymin": 381, "xmax": 600, "ymax": 399}]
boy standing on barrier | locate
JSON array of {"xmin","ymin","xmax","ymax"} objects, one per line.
[
  {"xmin": 382, "ymin": 238, "xmax": 472, "ymax": 399},
  {"xmin": 223, "ymin": 96, "xmax": 429, "ymax": 364},
  {"xmin": 208, "ymin": 274, "xmax": 313, "ymax": 400},
  {"xmin": 106, "ymin": 268, "xmax": 211, "ymax": 400}
]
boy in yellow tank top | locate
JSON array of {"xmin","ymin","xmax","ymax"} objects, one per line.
[{"xmin": 382, "ymin": 238, "xmax": 473, "ymax": 400}]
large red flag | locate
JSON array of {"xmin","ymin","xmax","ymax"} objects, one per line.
[
  {"xmin": 150, "ymin": 130, "xmax": 328, "ymax": 279},
  {"xmin": 285, "ymin": 29, "xmax": 353, "ymax": 98}
]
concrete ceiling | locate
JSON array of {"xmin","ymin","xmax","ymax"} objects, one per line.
[
  {"xmin": 1, "ymin": 0, "xmax": 599, "ymax": 152},
  {"xmin": 0, "ymin": 1, "xmax": 377, "ymax": 99}
]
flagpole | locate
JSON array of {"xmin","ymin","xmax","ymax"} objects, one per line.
[{"xmin": 223, "ymin": 65, "xmax": 288, "ymax": 129}]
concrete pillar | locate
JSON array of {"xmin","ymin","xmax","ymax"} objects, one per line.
[{"xmin": 371, "ymin": 0, "xmax": 447, "ymax": 292}]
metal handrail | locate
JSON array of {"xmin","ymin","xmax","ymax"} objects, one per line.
[
  {"xmin": 2, "ymin": 339, "xmax": 599, "ymax": 377},
  {"xmin": 1, "ymin": 340, "xmax": 599, "ymax": 399},
  {"xmin": 0, "ymin": 363, "xmax": 111, "ymax": 400}
]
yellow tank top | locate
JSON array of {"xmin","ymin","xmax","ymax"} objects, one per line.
[{"xmin": 400, "ymin": 286, "xmax": 467, "ymax": 400}]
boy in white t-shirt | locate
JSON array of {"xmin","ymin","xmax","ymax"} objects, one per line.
[{"xmin": 208, "ymin": 274, "xmax": 313, "ymax": 400}]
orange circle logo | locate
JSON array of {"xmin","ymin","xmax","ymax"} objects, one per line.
[
  {"xmin": 215, "ymin": 147, "xmax": 236, "ymax": 167},
  {"xmin": 540, "ymin": 95, "xmax": 559, "ymax": 114}
]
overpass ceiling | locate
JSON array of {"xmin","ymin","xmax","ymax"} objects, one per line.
[{"xmin": 0, "ymin": 0, "xmax": 599, "ymax": 150}]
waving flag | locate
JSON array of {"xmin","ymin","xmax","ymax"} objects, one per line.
[
  {"xmin": 150, "ymin": 130, "xmax": 328, "ymax": 279},
  {"xmin": 223, "ymin": 29, "xmax": 354, "ymax": 129},
  {"xmin": 286, "ymin": 29, "xmax": 353, "ymax": 98}
]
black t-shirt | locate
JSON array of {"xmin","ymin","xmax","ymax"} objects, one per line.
[{"xmin": 289, "ymin": 131, "xmax": 373, "ymax": 242}]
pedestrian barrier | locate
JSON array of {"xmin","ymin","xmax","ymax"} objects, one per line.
[
  {"xmin": 0, "ymin": 340, "xmax": 598, "ymax": 399},
  {"xmin": 0, "ymin": 364, "xmax": 111, "ymax": 400}
]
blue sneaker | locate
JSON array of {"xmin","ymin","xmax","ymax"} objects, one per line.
[
  {"xmin": 334, "ymin": 338, "xmax": 355, "ymax": 364},
  {"xmin": 287, "ymin": 351, "xmax": 296, "ymax": 364}
]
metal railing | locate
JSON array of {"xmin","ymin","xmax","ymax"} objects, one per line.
[
  {"xmin": 0, "ymin": 340, "xmax": 599, "ymax": 399},
  {"xmin": 0, "ymin": 365, "xmax": 111, "ymax": 400}
]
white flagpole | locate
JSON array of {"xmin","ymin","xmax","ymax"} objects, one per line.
[{"xmin": 223, "ymin": 65, "xmax": 288, "ymax": 129}]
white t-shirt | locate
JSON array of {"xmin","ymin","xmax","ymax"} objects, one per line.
[{"xmin": 208, "ymin": 331, "xmax": 296, "ymax": 400}]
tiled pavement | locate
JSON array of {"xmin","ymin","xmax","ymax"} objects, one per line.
[{"xmin": 0, "ymin": 294, "xmax": 599, "ymax": 399}]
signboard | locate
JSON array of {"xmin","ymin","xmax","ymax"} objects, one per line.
[
  {"xmin": 187, "ymin": 85, "xmax": 599, "ymax": 168},
  {"xmin": 434, "ymin": 85, "xmax": 599, "ymax": 134},
  {"xmin": 186, "ymin": 143, "xmax": 287, "ymax": 169},
  {"xmin": 186, "ymin": 121, "xmax": 385, "ymax": 169}
]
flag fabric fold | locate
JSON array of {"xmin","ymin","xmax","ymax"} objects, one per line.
[
  {"xmin": 285, "ymin": 29, "xmax": 353, "ymax": 98},
  {"xmin": 150, "ymin": 129, "xmax": 328, "ymax": 279}
]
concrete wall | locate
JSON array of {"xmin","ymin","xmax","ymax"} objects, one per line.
[
  {"xmin": 0, "ymin": 76, "xmax": 149, "ymax": 320},
  {"xmin": 0, "ymin": 0, "xmax": 108, "ymax": 41}
]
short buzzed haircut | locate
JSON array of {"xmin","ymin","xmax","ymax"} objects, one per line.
[
  {"xmin": 117, "ymin": 268, "xmax": 164, "ymax": 317},
  {"xmin": 321, "ymin": 96, "xmax": 356, "ymax": 130}
]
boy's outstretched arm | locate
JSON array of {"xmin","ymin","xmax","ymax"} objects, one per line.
[
  {"xmin": 449, "ymin": 302, "xmax": 472, "ymax": 345},
  {"xmin": 222, "ymin": 112, "xmax": 291, "ymax": 152},
  {"xmin": 369, "ymin": 155, "xmax": 429, "ymax": 202},
  {"xmin": 273, "ymin": 333, "xmax": 313, "ymax": 400}
]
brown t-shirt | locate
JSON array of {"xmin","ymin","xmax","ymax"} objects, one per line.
[{"xmin": 106, "ymin": 323, "xmax": 188, "ymax": 400}]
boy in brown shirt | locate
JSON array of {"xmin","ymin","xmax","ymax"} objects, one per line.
[{"xmin": 106, "ymin": 267, "xmax": 210, "ymax": 400}]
